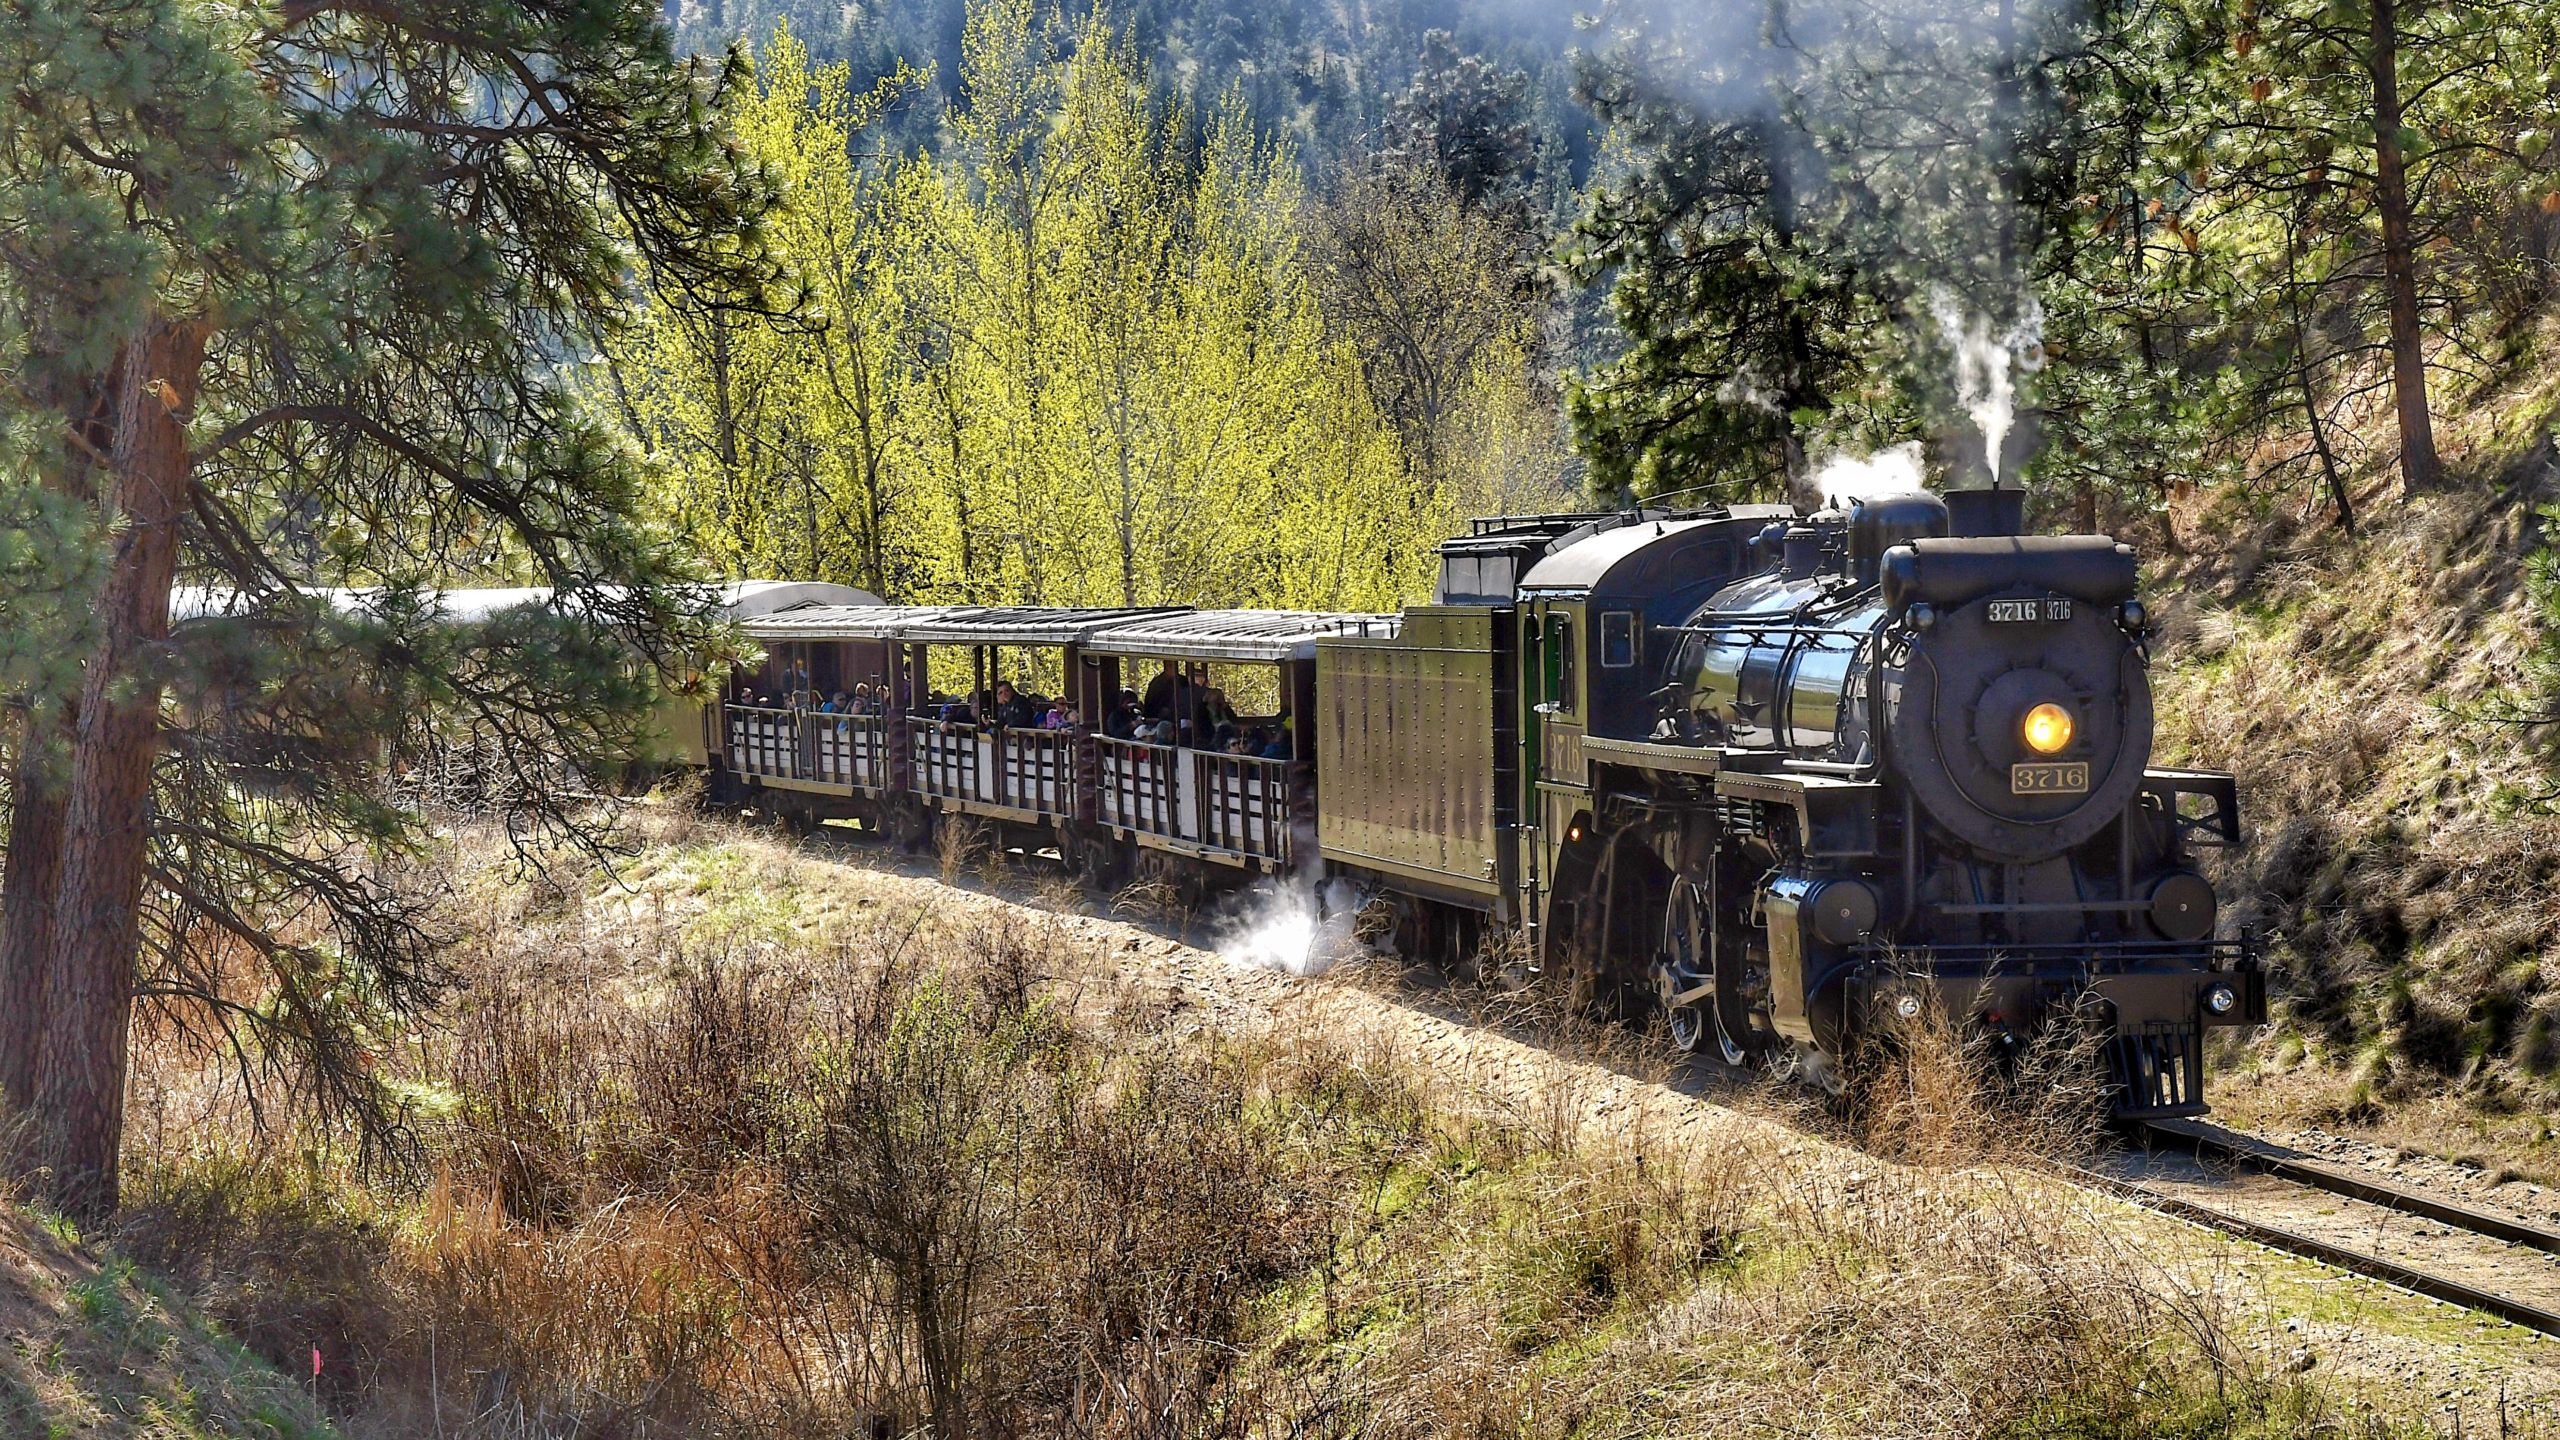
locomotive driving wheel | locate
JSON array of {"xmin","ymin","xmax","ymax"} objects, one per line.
[{"xmin": 1651, "ymin": 879, "xmax": 1766, "ymax": 1067}]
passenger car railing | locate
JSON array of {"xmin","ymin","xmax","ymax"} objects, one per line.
[
  {"xmin": 908, "ymin": 718, "xmax": 983, "ymax": 802},
  {"xmin": 1095, "ymin": 736, "xmax": 1180, "ymax": 837},
  {"xmin": 1000, "ymin": 728, "xmax": 1075, "ymax": 817},
  {"xmin": 813, "ymin": 713, "xmax": 887, "ymax": 788},
  {"xmin": 1197, "ymin": 751, "xmax": 1290, "ymax": 861},
  {"xmin": 725, "ymin": 705, "xmax": 800, "ymax": 781}
]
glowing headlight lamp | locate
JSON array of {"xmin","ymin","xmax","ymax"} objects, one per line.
[{"xmin": 2021, "ymin": 702, "xmax": 2075, "ymax": 755}]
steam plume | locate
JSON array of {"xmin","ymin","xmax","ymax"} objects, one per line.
[
  {"xmin": 1216, "ymin": 873, "xmax": 1367, "ymax": 979},
  {"xmin": 1929, "ymin": 288, "xmax": 2045, "ymax": 486},
  {"xmin": 1812, "ymin": 442, "xmax": 1927, "ymax": 506}
]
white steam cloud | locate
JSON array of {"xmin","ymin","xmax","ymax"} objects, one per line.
[
  {"xmin": 1215, "ymin": 873, "xmax": 1368, "ymax": 979},
  {"xmin": 1811, "ymin": 441, "xmax": 1928, "ymax": 508},
  {"xmin": 1929, "ymin": 286, "xmax": 2045, "ymax": 486}
]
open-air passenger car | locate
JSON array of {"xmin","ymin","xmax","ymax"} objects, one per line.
[{"xmin": 703, "ymin": 602, "xmax": 1392, "ymax": 886}]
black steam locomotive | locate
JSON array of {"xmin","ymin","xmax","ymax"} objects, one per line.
[
  {"xmin": 1377, "ymin": 485, "xmax": 2263, "ymax": 1116},
  {"xmin": 700, "ymin": 487, "xmax": 2263, "ymax": 1118}
]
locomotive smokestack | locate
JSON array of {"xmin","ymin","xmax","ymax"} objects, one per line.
[{"xmin": 1944, "ymin": 487, "xmax": 2027, "ymax": 538}]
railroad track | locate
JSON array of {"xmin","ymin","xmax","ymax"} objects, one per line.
[{"xmin": 2077, "ymin": 1119, "xmax": 2560, "ymax": 1337}]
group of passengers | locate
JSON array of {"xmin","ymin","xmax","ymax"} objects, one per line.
[
  {"xmin": 921, "ymin": 680, "xmax": 1081, "ymax": 734},
  {"xmin": 1098, "ymin": 661, "xmax": 1293, "ymax": 759},
  {"xmin": 745, "ymin": 658, "xmax": 1292, "ymax": 759},
  {"xmin": 814, "ymin": 683, "xmax": 885, "ymax": 716}
]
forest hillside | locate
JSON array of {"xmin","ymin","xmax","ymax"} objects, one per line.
[{"xmin": 2149, "ymin": 317, "xmax": 2560, "ymax": 1172}]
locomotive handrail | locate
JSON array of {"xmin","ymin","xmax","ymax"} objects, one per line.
[{"xmin": 1676, "ymin": 624, "xmax": 1871, "ymax": 643}]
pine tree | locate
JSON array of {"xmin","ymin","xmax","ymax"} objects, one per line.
[
  {"xmin": 0, "ymin": 0, "xmax": 785, "ymax": 1220},
  {"xmin": 2147, "ymin": 0, "xmax": 2559, "ymax": 499}
]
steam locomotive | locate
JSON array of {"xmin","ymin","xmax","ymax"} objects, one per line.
[{"xmin": 698, "ymin": 486, "xmax": 2264, "ymax": 1118}]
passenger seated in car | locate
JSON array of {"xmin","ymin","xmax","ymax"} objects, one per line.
[
  {"xmin": 1103, "ymin": 690, "xmax": 1142, "ymax": 740},
  {"xmin": 992, "ymin": 680, "xmax": 1039, "ymax": 729},
  {"xmin": 1142, "ymin": 659, "xmax": 1180, "ymax": 721},
  {"xmin": 1200, "ymin": 686, "xmax": 1237, "ymax": 742},
  {"xmin": 1041, "ymin": 701, "xmax": 1077, "ymax": 730}
]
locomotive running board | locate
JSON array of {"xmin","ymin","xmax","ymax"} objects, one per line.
[{"xmin": 1578, "ymin": 734, "xmax": 1723, "ymax": 775}]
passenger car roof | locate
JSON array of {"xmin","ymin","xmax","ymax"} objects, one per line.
[
  {"xmin": 895, "ymin": 606, "xmax": 1186, "ymax": 645},
  {"xmin": 738, "ymin": 604, "xmax": 1185, "ymax": 645},
  {"xmin": 1084, "ymin": 610, "xmax": 1400, "ymax": 663}
]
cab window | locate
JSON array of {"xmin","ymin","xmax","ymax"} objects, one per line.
[{"xmin": 1600, "ymin": 611, "xmax": 1636, "ymax": 669}]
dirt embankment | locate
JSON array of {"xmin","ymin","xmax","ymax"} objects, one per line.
[
  {"xmin": 2141, "ymin": 385, "xmax": 2560, "ymax": 1179},
  {"xmin": 0, "ymin": 1200, "xmax": 333, "ymax": 1438}
]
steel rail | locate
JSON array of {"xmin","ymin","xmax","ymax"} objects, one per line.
[
  {"xmin": 2068, "ymin": 1127, "xmax": 2560, "ymax": 1338},
  {"xmin": 2140, "ymin": 1119, "xmax": 2560, "ymax": 1258}
]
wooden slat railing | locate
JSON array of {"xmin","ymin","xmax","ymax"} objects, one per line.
[
  {"xmin": 1197, "ymin": 751, "xmax": 1290, "ymax": 862},
  {"xmin": 1001, "ymin": 728, "xmax": 1075, "ymax": 817},
  {"xmin": 1096, "ymin": 736, "xmax": 1180, "ymax": 837}
]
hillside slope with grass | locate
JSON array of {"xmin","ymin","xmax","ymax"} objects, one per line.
[
  {"xmin": 0, "ymin": 1203, "xmax": 335, "ymax": 1439},
  {"xmin": 84, "ymin": 813, "xmax": 2557, "ymax": 1438},
  {"xmin": 2141, "ymin": 328, "xmax": 2560, "ymax": 1176}
]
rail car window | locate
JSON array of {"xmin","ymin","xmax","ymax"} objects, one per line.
[{"xmin": 1599, "ymin": 611, "xmax": 1636, "ymax": 669}]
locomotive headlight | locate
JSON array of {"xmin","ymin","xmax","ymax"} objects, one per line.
[
  {"xmin": 2021, "ymin": 701, "xmax": 2075, "ymax": 755},
  {"xmin": 2203, "ymin": 983, "xmax": 2239, "ymax": 1017}
]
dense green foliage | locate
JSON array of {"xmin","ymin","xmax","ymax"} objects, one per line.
[{"xmin": 614, "ymin": 4, "xmax": 1580, "ymax": 607}]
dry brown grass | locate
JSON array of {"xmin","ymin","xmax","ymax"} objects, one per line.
[
  {"xmin": 95, "ymin": 817, "xmax": 2403, "ymax": 1440},
  {"xmin": 2151, "ymin": 478, "xmax": 2560, "ymax": 1156}
]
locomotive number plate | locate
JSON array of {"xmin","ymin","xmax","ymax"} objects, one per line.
[
  {"xmin": 2011, "ymin": 762, "xmax": 2090, "ymax": 795},
  {"xmin": 1986, "ymin": 598, "xmax": 2072, "ymax": 624}
]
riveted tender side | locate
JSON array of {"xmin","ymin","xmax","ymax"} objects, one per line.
[{"xmin": 1314, "ymin": 606, "xmax": 1513, "ymax": 921}]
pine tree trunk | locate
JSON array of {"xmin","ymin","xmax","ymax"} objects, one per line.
[
  {"xmin": 3, "ymin": 371, "xmax": 119, "ymax": 1118},
  {"xmin": 2367, "ymin": 0, "xmax": 2442, "ymax": 493},
  {"xmin": 0, "ymin": 724, "xmax": 67, "ymax": 1113},
  {"xmin": 35, "ymin": 316, "xmax": 207, "ymax": 1224}
]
